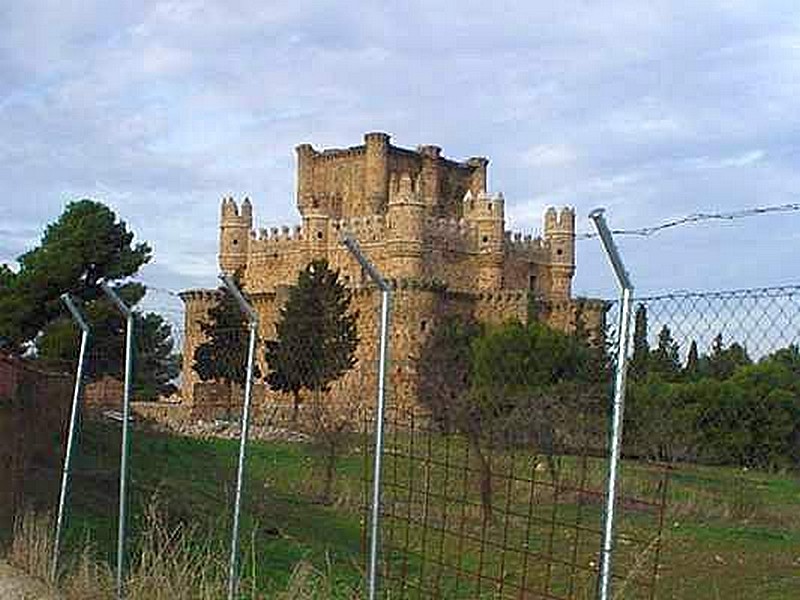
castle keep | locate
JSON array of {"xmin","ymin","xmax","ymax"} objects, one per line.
[{"xmin": 180, "ymin": 132, "xmax": 604, "ymax": 408}]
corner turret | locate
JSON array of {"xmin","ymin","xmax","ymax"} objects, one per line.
[
  {"xmin": 463, "ymin": 190, "xmax": 505, "ymax": 289},
  {"xmin": 219, "ymin": 196, "xmax": 252, "ymax": 275},
  {"xmin": 543, "ymin": 207, "xmax": 576, "ymax": 299}
]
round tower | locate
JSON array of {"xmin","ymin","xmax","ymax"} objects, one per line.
[
  {"xmin": 386, "ymin": 173, "xmax": 425, "ymax": 279},
  {"xmin": 364, "ymin": 132, "xmax": 390, "ymax": 215},
  {"xmin": 543, "ymin": 207, "xmax": 576, "ymax": 299},
  {"xmin": 463, "ymin": 191, "xmax": 505, "ymax": 290},
  {"xmin": 219, "ymin": 196, "xmax": 252, "ymax": 275}
]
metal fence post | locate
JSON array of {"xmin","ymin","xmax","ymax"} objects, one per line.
[
  {"xmin": 589, "ymin": 209, "xmax": 635, "ymax": 600},
  {"xmin": 100, "ymin": 282, "xmax": 134, "ymax": 600},
  {"xmin": 52, "ymin": 293, "xmax": 91, "ymax": 580},
  {"xmin": 219, "ymin": 274, "xmax": 259, "ymax": 600},
  {"xmin": 341, "ymin": 233, "xmax": 391, "ymax": 600}
]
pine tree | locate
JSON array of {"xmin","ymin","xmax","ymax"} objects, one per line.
[
  {"xmin": 685, "ymin": 339, "xmax": 700, "ymax": 379},
  {"xmin": 650, "ymin": 325, "xmax": 681, "ymax": 380},
  {"xmin": 264, "ymin": 259, "xmax": 359, "ymax": 420},
  {"xmin": 706, "ymin": 333, "xmax": 751, "ymax": 380},
  {"xmin": 37, "ymin": 282, "xmax": 180, "ymax": 399},
  {"xmin": 0, "ymin": 200, "xmax": 151, "ymax": 352},
  {"xmin": 629, "ymin": 303, "xmax": 649, "ymax": 381},
  {"xmin": 192, "ymin": 273, "xmax": 261, "ymax": 414}
]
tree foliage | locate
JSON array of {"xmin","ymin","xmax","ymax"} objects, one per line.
[
  {"xmin": 193, "ymin": 273, "xmax": 261, "ymax": 391},
  {"xmin": 649, "ymin": 325, "xmax": 681, "ymax": 380},
  {"xmin": 263, "ymin": 259, "xmax": 359, "ymax": 419},
  {"xmin": 263, "ymin": 259, "xmax": 359, "ymax": 502},
  {"xmin": 418, "ymin": 317, "xmax": 599, "ymax": 522},
  {"xmin": 629, "ymin": 303, "xmax": 650, "ymax": 381},
  {"xmin": 37, "ymin": 282, "xmax": 180, "ymax": 399},
  {"xmin": 417, "ymin": 314, "xmax": 482, "ymax": 433},
  {"xmin": 0, "ymin": 200, "xmax": 151, "ymax": 351},
  {"xmin": 627, "ymin": 343, "xmax": 800, "ymax": 470}
]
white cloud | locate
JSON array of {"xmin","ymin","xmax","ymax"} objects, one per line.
[
  {"xmin": 686, "ymin": 149, "xmax": 766, "ymax": 170},
  {"xmin": 522, "ymin": 144, "xmax": 577, "ymax": 167}
]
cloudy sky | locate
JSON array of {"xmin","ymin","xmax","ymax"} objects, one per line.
[{"xmin": 2, "ymin": 1, "xmax": 800, "ymax": 313}]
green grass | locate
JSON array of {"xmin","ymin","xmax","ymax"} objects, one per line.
[{"xmin": 50, "ymin": 419, "xmax": 800, "ymax": 599}]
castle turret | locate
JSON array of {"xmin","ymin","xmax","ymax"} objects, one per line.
[
  {"xmin": 386, "ymin": 173, "xmax": 425, "ymax": 279},
  {"xmin": 219, "ymin": 196, "xmax": 252, "ymax": 275},
  {"xmin": 365, "ymin": 132, "xmax": 390, "ymax": 215},
  {"xmin": 463, "ymin": 190, "xmax": 505, "ymax": 289},
  {"xmin": 296, "ymin": 143, "xmax": 318, "ymax": 216},
  {"xmin": 303, "ymin": 209, "xmax": 330, "ymax": 261},
  {"xmin": 467, "ymin": 157, "xmax": 489, "ymax": 196},
  {"xmin": 544, "ymin": 207, "xmax": 576, "ymax": 299}
]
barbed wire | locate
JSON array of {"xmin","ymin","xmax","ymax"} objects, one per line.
[{"xmin": 576, "ymin": 202, "xmax": 800, "ymax": 240}]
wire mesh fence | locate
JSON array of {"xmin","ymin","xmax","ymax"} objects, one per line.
[
  {"xmin": 376, "ymin": 297, "xmax": 667, "ymax": 600},
  {"xmin": 7, "ymin": 271, "xmax": 800, "ymax": 598}
]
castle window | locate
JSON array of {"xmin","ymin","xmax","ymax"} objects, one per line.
[
  {"xmin": 556, "ymin": 248, "xmax": 563, "ymax": 256},
  {"xmin": 232, "ymin": 239, "xmax": 238, "ymax": 246},
  {"xmin": 420, "ymin": 320, "xmax": 427, "ymax": 332},
  {"xmin": 529, "ymin": 275, "xmax": 537, "ymax": 292},
  {"xmin": 482, "ymin": 235, "xmax": 488, "ymax": 243},
  {"xmin": 316, "ymin": 231, "xmax": 323, "ymax": 240},
  {"xmin": 487, "ymin": 203, "xmax": 492, "ymax": 211}
]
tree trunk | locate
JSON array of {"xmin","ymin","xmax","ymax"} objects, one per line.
[
  {"xmin": 292, "ymin": 390, "xmax": 300, "ymax": 423},
  {"xmin": 322, "ymin": 444, "xmax": 336, "ymax": 505},
  {"xmin": 469, "ymin": 436, "xmax": 493, "ymax": 525}
]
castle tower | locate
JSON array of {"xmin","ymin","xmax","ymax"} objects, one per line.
[
  {"xmin": 418, "ymin": 145, "xmax": 441, "ymax": 213},
  {"xmin": 364, "ymin": 132, "xmax": 390, "ymax": 215},
  {"xmin": 463, "ymin": 190, "xmax": 505, "ymax": 289},
  {"xmin": 543, "ymin": 207, "xmax": 576, "ymax": 300},
  {"xmin": 386, "ymin": 173, "xmax": 425, "ymax": 279},
  {"xmin": 296, "ymin": 143, "xmax": 318, "ymax": 216},
  {"xmin": 303, "ymin": 209, "xmax": 330, "ymax": 261},
  {"xmin": 466, "ymin": 157, "xmax": 489, "ymax": 197},
  {"xmin": 219, "ymin": 196, "xmax": 252, "ymax": 275}
]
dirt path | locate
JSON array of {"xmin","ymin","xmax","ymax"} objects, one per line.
[{"xmin": 0, "ymin": 560, "xmax": 57, "ymax": 599}]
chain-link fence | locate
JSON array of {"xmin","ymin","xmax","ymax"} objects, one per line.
[{"xmin": 605, "ymin": 286, "xmax": 800, "ymax": 600}]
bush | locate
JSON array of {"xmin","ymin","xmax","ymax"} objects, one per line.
[{"xmin": 627, "ymin": 349, "xmax": 800, "ymax": 470}]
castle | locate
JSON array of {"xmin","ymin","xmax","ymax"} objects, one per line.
[{"xmin": 179, "ymin": 132, "xmax": 604, "ymax": 409}]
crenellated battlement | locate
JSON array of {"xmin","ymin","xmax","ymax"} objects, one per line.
[
  {"xmin": 335, "ymin": 215, "xmax": 387, "ymax": 241},
  {"xmin": 505, "ymin": 231, "xmax": 550, "ymax": 256},
  {"xmin": 253, "ymin": 224, "xmax": 304, "ymax": 242},
  {"xmin": 462, "ymin": 190, "xmax": 505, "ymax": 221}
]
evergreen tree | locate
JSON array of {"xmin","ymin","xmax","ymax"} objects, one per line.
[
  {"xmin": 0, "ymin": 200, "xmax": 151, "ymax": 352},
  {"xmin": 37, "ymin": 282, "xmax": 180, "ymax": 399},
  {"xmin": 629, "ymin": 303, "xmax": 650, "ymax": 381},
  {"xmin": 193, "ymin": 273, "xmax": 261, "ymax": 413},
  {"xmin": 706, "ymin": 333, "xmax": 752, "ymax": 380},
  {"xmin": 650, "ymin": 325, "xmax": 681, "ymax": 380},
  {"xmin": 263, "ymin": 260, "xmax": 359, "ymax": 420},
  {"xmin": 685, "ymin": 340, "xmax": 700, "ymax": 379}
]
